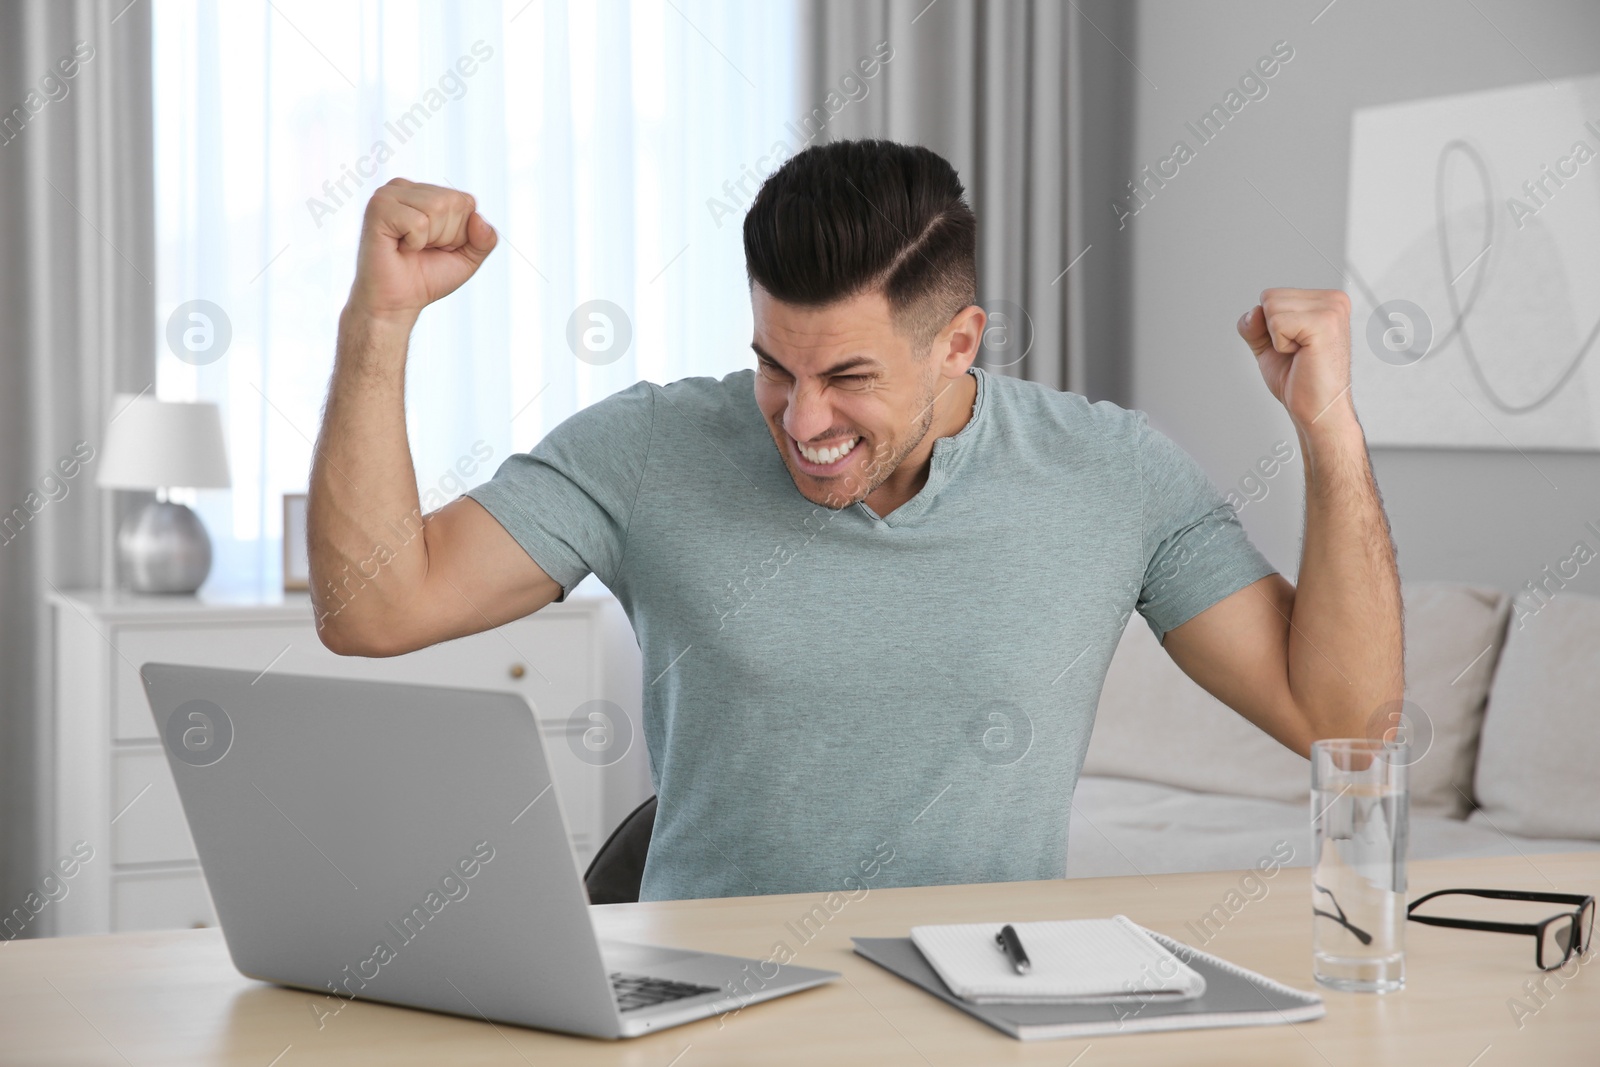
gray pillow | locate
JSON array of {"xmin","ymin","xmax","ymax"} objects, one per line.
[
  {"xmin": 1473, "ymin": 591, "xmax": 1600, "ymax": 841},
  {"xmin": 1085, "ymin": 608, "xmax": 1311, "ymax": 804},
  {"xmin": 1396, "ymin": 583, "xmax": 1510, "ymax": 817},
  {"xmin": 1085, "ymin": 582, "xmax": 1509, "ymax": 815}
]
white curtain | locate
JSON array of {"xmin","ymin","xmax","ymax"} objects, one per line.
[{"xmin": 153, "ymin": 0, "xmax": 799, "ymax": 593}]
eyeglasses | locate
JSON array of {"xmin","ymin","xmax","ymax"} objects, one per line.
[
  {"xmin": 1313, "ymin": 882, "xmax": 1373, "ymax": 946},
  {"xmin": 1407, "ymin": 889, "xmax": 1596, "ymax": 971}
]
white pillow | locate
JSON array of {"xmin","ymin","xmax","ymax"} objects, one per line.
[{"xmin": 1473, "ymin": 591, "xmax": 1600, "ymax": 840}]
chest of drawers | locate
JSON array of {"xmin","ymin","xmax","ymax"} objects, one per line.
[{"xmin": 46, "ymin": 587, "xmax": 648, "ymax": 934}]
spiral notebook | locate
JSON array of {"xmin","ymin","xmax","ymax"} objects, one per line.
[
  {"xmin": 854, "ymin": 921, "xmax": 1324, "ymax": 1041},
  {"xmin": 910, "ymin": 916, "xmax": 1207, "ymax": 1004}
]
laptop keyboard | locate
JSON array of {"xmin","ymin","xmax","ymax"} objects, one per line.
[{"xmin": 609, "ymin": 971, "xmax": 720, "ymax": 1013}]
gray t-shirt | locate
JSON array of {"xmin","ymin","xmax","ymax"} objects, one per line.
[{"xmin": 467, "ymin": 367, "xmax": 1275, "ymax": 901}]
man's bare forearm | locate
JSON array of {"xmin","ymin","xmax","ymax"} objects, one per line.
[
  {"xmin": 307, "ymin": 308, "xmax": 428, "ymax": 645},
  {"xmin": 1287, "ymin": 409, "xmax": 1404, "ymax": 739},
  {"xmin": 307, "ymin": 181, "xmax": 509, "ymax": 655}
]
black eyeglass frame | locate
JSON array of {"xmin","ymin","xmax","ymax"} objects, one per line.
[
  {"xmin": 1313, "ymin": 881, "xmax": 1373, "ymax": 946},
  {"xmin": 1406, "ymin": 888, "xmax": 1595, "ymax": 971}
]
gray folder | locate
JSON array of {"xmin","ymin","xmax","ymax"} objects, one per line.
[{"xmin": 852, "ymin": 924, "xmax": 1324, "ymax": 1041}]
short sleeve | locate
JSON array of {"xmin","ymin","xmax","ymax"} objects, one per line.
[
  {"xmin": 1135, "ymin": 412, "xmax": 1277, "ymax": 642},
  {"xmin": 465, "ymin": 381, "xmax": 656, "ymax": 600}
]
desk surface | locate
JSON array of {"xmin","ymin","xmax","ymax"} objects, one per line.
[{"xmin": 4, "ymin": 853, "xmax": 1595, "ymax": 1066}]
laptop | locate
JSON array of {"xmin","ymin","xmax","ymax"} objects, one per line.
[{"xmin": 140, "ymin": 663, "xmax": 838, "ymax": 1039}]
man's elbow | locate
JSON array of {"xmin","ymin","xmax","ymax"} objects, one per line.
[
  {"xmin": 1298, "ymin": 701, "xmax": 1382, "ymax": 755},
  {"xmin": 314, "ymin": 614, "xmax": 413, "ymax": 659}
]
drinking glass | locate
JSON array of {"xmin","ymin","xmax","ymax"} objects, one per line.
[{"xmin": 1311, "ymin": 738, "xmax": 1408, "ymax": 993}]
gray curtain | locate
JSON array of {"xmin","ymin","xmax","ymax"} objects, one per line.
[
  {"xmin": 797, "ymin": 0, "xmax": 1133, "ymax": 401},
  {"xmin": 0, "ymin": 0, "xmax": 155, "ymax": 935}
]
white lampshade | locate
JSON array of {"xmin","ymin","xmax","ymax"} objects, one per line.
[{"xmin": 97, "ymin": 396, "xmax": 232, "ymax": 490}]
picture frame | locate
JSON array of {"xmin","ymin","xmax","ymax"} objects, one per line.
[{"xmin": 282, "ymin": 492, "xmax": 309, "ymax": 592}]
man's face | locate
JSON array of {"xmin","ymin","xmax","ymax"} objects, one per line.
[{"xmin": 751, "ymin": 285, "xmax": 944, "ymax": 509}]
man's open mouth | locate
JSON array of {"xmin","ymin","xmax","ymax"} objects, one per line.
[{"xmin": 791, "ymin": 434, "xmax": 861, "ymax": 473}]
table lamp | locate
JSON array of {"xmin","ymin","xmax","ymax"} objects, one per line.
[{"xmin": 97, "ymin": 395, "xmax": 232, "ymax": 594}]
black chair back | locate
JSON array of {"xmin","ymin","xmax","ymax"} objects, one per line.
[{"xmin": 583, "ymin": 795, "xmax": 657, "ymax": 904}]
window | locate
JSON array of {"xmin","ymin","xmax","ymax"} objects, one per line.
[{"xmin": 153, "ymin": 0, "xmax": 798, "ymax": 593}]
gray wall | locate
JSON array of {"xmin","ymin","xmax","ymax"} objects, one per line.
[{"xmin": 1100, "ymin": 0, "xmax": 1600, "ymax": 602}]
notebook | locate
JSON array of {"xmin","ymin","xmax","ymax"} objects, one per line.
[
  {"xmin": 854, "ymin": 922, "xmax": 1324, "ymax": 1041},
  {"xmin": 910, "ymin": 916, "xmax": 1207, "ymax": 1004}
]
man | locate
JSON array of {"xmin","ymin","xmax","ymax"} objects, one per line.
[{"xmin": 309, "ymin": 139, "xmax": 1402, "ymax": 902}]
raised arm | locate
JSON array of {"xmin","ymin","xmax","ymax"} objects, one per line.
[
  {"xmin": 1160, "ymin": 288, "xmax": 1403, "ymax": 758},
  {"xmin": 308, "ymin": 179, "xmax": 561, "ymax": 658}
]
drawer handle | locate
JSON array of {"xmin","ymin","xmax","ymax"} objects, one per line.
[{"xmin": 509, "ymin": 663, "xmax": 526, "ymax": 680}]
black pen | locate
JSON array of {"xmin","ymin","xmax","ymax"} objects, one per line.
[{"xmin": 995, "ymin": 924, "xmax": 1031, "ymax": 975}]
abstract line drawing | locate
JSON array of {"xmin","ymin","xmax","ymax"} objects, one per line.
[{"xmin": 1344, "ymin": 74, "xmax": 1600, "ymax": 450}]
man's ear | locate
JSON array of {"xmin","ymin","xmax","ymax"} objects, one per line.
[{"xmin": 938, "ymin": 304, "xmax": 985, "ymax": 377}]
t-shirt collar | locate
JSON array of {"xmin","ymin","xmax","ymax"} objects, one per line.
[{"xmin": 857, "ymin": 365, "xmax": 987, "ymax": 526}]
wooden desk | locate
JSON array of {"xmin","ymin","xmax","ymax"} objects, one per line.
[{"xmin": 3, "ymin": 853, "xmax": 1595, "ymax": 1065}]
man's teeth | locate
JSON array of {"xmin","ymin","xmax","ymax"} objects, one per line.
[{"xmin": 798, "ymin": 437, "xmax": 858, "ymax": 465}]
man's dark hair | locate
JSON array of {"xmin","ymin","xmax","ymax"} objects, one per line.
[{"xmin": 743, "ymin": 139, "xmax": 977, "ymax": 355}]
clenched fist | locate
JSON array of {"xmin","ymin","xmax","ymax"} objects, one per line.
[
  {"xmin": 1237, "ymin": 287, "xmax": 1354, "ymax": 431},
  {"xmin": 346, "ymin": 178, "xmax": 498, "ymax": 327}
]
